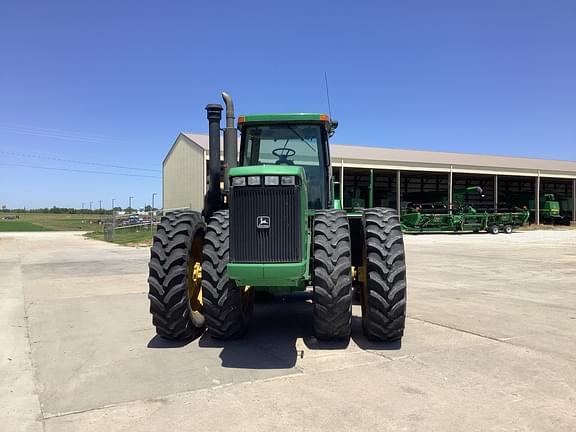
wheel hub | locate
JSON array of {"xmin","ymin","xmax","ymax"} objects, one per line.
[{"xmin": 187, "ymin": 236, "xmax": 204, "ymax": 327}]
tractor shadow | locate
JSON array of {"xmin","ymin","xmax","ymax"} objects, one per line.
[
  {"xmin": 196, "ymin": 290, "xmax": 401, "ymax": 370},
  {"xmin": 198, "ymin": 291, "xmax": 312, "ymax": 369},
  {"xmin": 147, "ymin": 335, "xmax": 193, "ymax": 349}
]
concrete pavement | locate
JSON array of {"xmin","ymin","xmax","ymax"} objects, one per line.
[{"xmin": 1, "ymin": 230, "xmax": 575, "ymax": 431}]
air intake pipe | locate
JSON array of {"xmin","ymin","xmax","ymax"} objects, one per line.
[
  {"xmin": 221, "ymin": 92, "xmax": 238, "ymax": 194},
  {"xmin": 203, "ymin": 104, "xmax": 223, "ymax": 219}
]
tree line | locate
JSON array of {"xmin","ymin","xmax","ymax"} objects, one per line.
[{"xmin": 0, "ymin": 206, "xmax": 158, "ymax": 214}]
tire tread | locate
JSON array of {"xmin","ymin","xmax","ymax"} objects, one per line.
[
  {"xmin": 313, "ymin": 210, "xmax": 353, "ymax": 340},
  {"xmin": 202, "ymin": 210, "xmax": 254, "ymax": 339},
  {"xmin": 148, "ymin": 210, "xmax": 205, "ymax": 340},
  {"xmin": 362, "ymin": 207, "xmax": 407, "ymax": 342}
]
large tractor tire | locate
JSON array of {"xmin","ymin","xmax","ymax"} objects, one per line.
[
  {"xmin": 202, "ymin": 210, "xmax": 254, "ymax": 339},
  {"xmin": 312, "ymin": 210, "xmax": 353, "ymax": 340},
  {"xmin": 361, "ymin": 208, "xmax": 407, "ymax": 342},
  {"xmin": 148, "ymin": 211, "xmax": 205, "ymax": 340}
]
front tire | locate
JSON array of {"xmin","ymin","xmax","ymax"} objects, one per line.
[
  {"xmin": 312, "ymin": 210, "xmax": 353, "ymax": 340},
  {"xmin": 202, "ymin": 210, "xmax": 254, "ymax": 339},
  {"xmin": 148, "ymin": 211, "xmax": 205, "ymax": 340},
  {"xmin": 361, "ymin": 208, "xmax": 407, "ymax": 342}
]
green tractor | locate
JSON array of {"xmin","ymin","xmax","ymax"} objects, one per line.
[
  {"xmin": 530, "ymin": 194, "xmax": 571, "ymax": 225},
  {"xmin": 148, "ymin": 92, "xmax": 407, "ymax": 342}
]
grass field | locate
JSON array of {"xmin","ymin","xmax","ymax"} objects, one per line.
[
  {"xmin": 85, "ymin": 226, "xmax": 153, "ymax": 247},
  {"xmin": 0, "ymin": 213, "xmax": 103, "ymax": 232},
  {"xmin": 0, "ymin": 212, "xmax": 153, "ymax": 246},
  {"xmin": 0, "ymin": 221, "xmax": 52, "ymax": 232}
]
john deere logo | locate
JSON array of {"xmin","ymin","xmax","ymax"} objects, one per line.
[{"xmin": 257, "ymin": 216, "xmax": 270, "ymax": 229}]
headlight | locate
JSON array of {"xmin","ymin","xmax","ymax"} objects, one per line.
[
  {"xmin": 232, "ymin": 177, "xmax": 246, "ymax": 187},
  {"xmin": 247, "ymin": 176, "xmax": 261, "ymax": 186},
  {"xmin": 281, "ymin": 176, "xmax": 296, "ymax": 186},
  {"xmin": 264, "ymin": 176, "xmax": 279, "ymax": 186}
]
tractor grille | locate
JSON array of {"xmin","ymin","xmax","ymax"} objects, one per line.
[{"xmin": 230, "ymin": 186, "xmax": 302, "ymax": 263}]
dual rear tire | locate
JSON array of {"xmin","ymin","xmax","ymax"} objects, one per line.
[
  {"xmin": 312, "ymin": 208, "xmax": 407, "ymax": 342},
  {"xmin": 148, "ymin": 210, "xmax": 253, "ymax": 341}
]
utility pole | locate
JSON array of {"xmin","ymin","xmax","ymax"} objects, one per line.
[
  {"xmin": 129, "ymin": 196, "xmax": 134, "ymax": 213},
  {"xmin": 151, "ymin": 192, "xmax": 158, "ymax": 232},
  {"xmin": 89, "ymin": 201, "xmax": 93, "ymax": 211},
  {"xmin": 82, "ymin": 202, "xmax": 85, "ymax": 210},
  {"xmin": 99, "ymin": 200, "xmax": 102, "ymax": 211},
  {"xmin": 448, "ymin": 165, "xmax": 453, "ymax": 215},
  {"xmin": 535, "ymin": 172, "xmax": 541, "ymax": 225},
  {"xmin": 110, "ymin": 198, "xmax": 116, "ymax": 241}
]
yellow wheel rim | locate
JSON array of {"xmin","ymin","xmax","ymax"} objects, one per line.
[
  {"xmin": 187, "ymin": 236, "xmax": 203, "ymax": 314},
  {"xmin": 359, "ymin": 262, "xmax": 368, "ymax": 318},
  {"xmin": 239, "ymin": 285, "xmax": 253, "ymax": 318}
]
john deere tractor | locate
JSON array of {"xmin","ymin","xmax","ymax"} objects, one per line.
[{"xmin": 148, "ymin": 92, "xmax": 407, "ymax": 342}]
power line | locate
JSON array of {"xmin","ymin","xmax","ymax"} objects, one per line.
[
  {"xmin": 0, "ymin": 162, "xmax": 161, "ymax": 179},
  {"xmin": 0, "ymin": 123, "xmax": 120, "ymax": 145},
  {"xmin": 0, "ymin": 150, "xmax": 160, "ymax": 172}
]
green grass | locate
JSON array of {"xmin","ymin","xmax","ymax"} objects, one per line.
[
  {"xmin": 0, "ymin": 221, "xmax": 51, "ymax": 232},
  {"xmin": 0, "ymin": 212, "xmax": 153, "ymax": 246},
  {"xmin": 0, "ymin": 213, "xmax": 103, "ymax": 231},
  {"xmin": 85, "ymin": 226, "xmax": 153, "ymax": 247}
]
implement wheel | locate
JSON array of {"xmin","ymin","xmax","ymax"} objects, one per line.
[
  {"xmin": 504, "ymin": 225, "xmax": 513, "ymax": 234},
  {"xmin": 488, "ymin": 224, "xmax": 499, "ymax": 235},
  {"xmin": 312, "ymin": 210, "xmax": 353, "ymax": 340},
  {"xmin": 202, "ymin": 210, "xmax": 254, "ymax": 339},
  {"xmin": 361, "ymin": 208, "xmax": 407, "ymax": 342},
  {"xmin": 148, "ymin": 211, "xmax": 205, "ymax": 340}
]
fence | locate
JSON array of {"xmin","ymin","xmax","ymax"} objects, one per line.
[{"xmin": 102, "ymin": 214, "xmax": 156, "ymax": 242}]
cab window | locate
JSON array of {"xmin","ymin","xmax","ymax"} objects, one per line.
[{"xmin": 241, "ymin": 124, "xmax": 328, "ymax": 209}]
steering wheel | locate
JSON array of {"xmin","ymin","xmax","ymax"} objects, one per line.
[{"xmin": 272, "ymin": 147, "xmax": 296, "ymax": 165}]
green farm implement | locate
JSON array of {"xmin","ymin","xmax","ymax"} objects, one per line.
[
  {"xmin": 401, "ymin": 186, "xmax": 530, "ymax": 234},
  {"xmin": 148, "ymin": 92, "xmax": 407, "ymax": 342},
  {"xmin": 529, "ymin": 194, "xmax": 571, "ymax": 226}
]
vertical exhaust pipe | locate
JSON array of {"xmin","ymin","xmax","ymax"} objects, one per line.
[
  {"xmin": 222, "ymin": 92, "xmax": 238, "ymax": 194},
  {"xmin": 203, "ymin": 103, "xmax": 223, "ymax": 218}
]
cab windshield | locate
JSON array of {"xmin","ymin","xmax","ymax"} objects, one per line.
[{"xmin": 241, "ymin": 124, "xmax": 328, "ymax": 209}]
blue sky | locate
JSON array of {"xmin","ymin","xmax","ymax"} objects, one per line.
[{"xmin": 1, "ymin": 0, "xmax": 574, "ymax": 209}]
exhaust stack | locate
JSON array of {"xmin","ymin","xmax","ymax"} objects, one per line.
[
  {"xmin": 203, "ymin": 103, "xmax": 223, "ymax": 218},
  {"xmin": 221, "ymin": 92, "xmax": 238, "ymax": 193}
]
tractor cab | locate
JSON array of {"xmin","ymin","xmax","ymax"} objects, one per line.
[{"xmin": 237, "ymin": 114, "xmax": 337, "ymax": 209}]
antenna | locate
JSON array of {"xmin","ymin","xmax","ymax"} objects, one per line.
[{"xmin": 324, "ymin": 71, "xmax": 333, "ymax": 119}]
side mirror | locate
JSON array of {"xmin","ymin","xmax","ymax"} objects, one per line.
[{"xmin": 329, "ymin": 120, "xmax": 339, "ymax": 137}]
